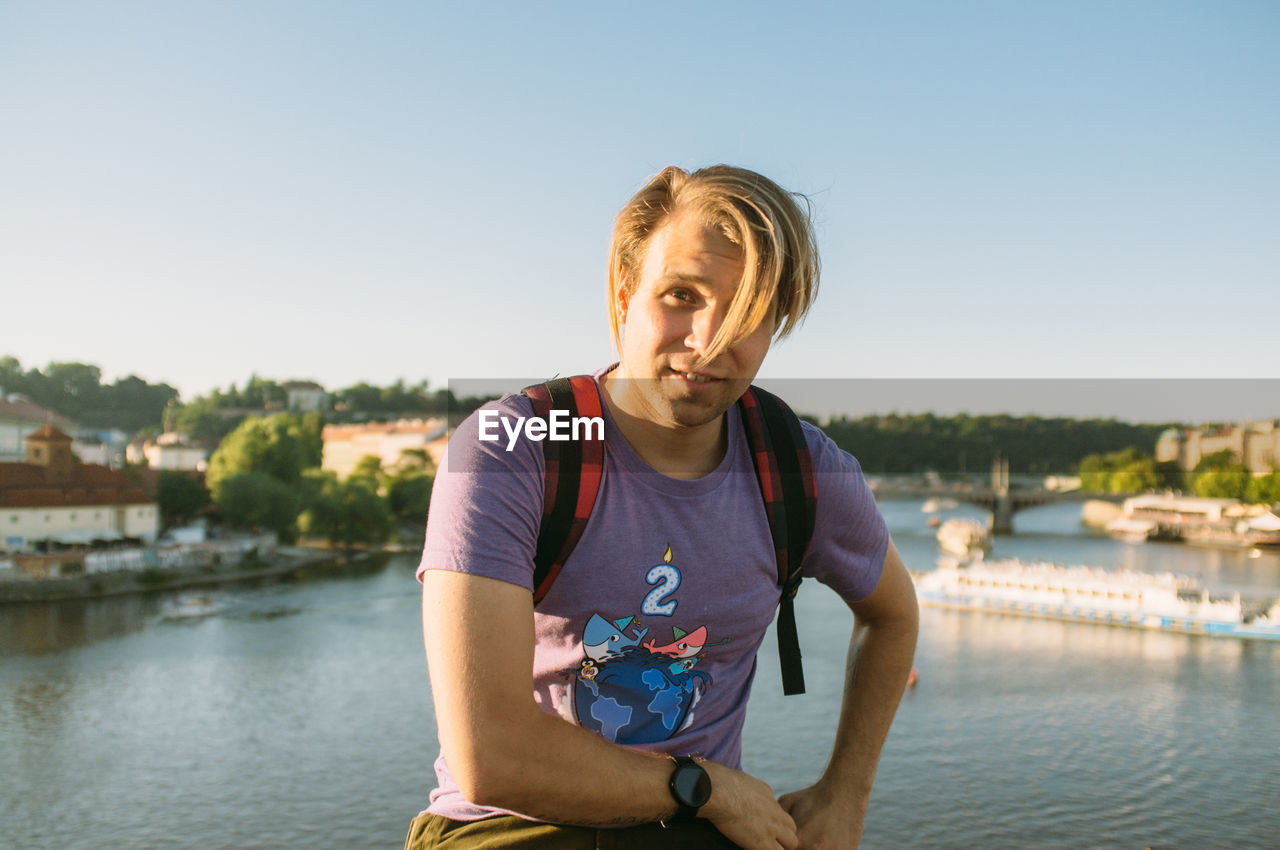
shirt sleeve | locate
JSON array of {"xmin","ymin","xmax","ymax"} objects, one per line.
[
  {"xmin": 417, "ymin": 393, "xmax": 545, "ymax": 591},
  {"xmin": 799, "ymin": 421, "xmax": 890, "ymax": 603}
]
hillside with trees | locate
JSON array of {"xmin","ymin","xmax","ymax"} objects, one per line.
[
  {"xmin": 0, "ymin": 356, "xmax": 178, "ymax": 433},
  {"xmin": 817, "ymin": 412, "xmax": 1170, "ymax": 476}
]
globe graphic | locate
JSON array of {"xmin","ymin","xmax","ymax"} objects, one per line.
[{"xmin": 572, "ymin": 646, "xmax": 708, "ymax": 745}]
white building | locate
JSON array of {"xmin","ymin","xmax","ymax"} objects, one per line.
[
  {"xmin": 129, "ymin": 432, "xmax": 210, "ymax": 471},
  {"xmin": 281, "ymin": 380, "xmax": 329, "ymax": 413},
  {"xmin": 0, "ymin": 426, "xmax": 158, "ymax": 552}
]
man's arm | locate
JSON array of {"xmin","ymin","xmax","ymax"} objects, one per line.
[
  {"xmin": 778, "ymin": 539, "xmax": 919, "ymax": 849},
  {"xmin": 422, "ymin": 568, "xmax": 800, "ymax": 850}
]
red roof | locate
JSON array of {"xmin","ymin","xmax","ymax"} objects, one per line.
[
  {"xmin": 0, "ymin": 462, "xmax": 152, "ymax": 508},
  {"xmin": 27, "ymin": 424, "xmax": 72, "ymax": 442}
]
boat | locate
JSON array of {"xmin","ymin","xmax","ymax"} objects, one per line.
[
  {"xmin": 1104, "ymin": 516, "xmax": 1159, "ymax": 543},
  {"xmin": 912, "ymin": 557, "xmax": 1280, "ymax": 641},
  {"xmin": 936, "ymin": 518, "xmax": 991, "ymax": 557},
  {"xmin": 921, "ymin": 497, "xmax": 959, "ymax": 513},
  {"xmin": 1105, "ymin": 495, "xmax": 1280, "ymax": 547}
]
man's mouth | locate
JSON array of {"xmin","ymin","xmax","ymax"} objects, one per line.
[{"xmin": 671, "ymin": 369, "xmax": 721, "ymax": 384}]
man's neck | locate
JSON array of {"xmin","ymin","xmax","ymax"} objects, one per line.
[{"xmin": 599, "ymin": 371, "xmax": 728, "ymax": 480}]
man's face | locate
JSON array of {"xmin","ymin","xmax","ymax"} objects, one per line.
[{"xmin": 614, "ymin": 211, "xmax": 773, "ymax": 430}]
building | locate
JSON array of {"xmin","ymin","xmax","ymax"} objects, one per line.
[
  {"xmin": 127, "ymin": 432, "xmax": 210, "ymax": 471},
  {"xmin": 1156, "ymin": 420, "xmax": 1280, "ymax": 473},
  {"xmin": 321, "ymin": 418, "xmax": 448, "ymax": 479},
  {"xmin": 0, "ymin": 426, "xmax": 158, "ymax": 552},
  {"xmin": 0, "ymin": 395, "xmax": 76, "ymax": 462},
  {"xmin": 281, "ymin": 380, "xmax": 328, "ymax": 413}
]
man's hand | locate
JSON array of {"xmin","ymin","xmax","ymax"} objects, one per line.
[
  {"xmin": 701, "ymin": 761, "xmax": 800, "ymax": 850},
  {"xmin": 778, "ymin": 782, "xmax": 869, "ymax": 849}
]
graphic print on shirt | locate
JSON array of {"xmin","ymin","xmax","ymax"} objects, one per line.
[{"xmin": 569, "ymin": 544, "xmax": 730, "ymax": 745}]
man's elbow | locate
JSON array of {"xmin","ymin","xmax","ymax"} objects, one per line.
[{"xmin": 444, "ymin": 719, "xmax": 539, "ymax": 810}]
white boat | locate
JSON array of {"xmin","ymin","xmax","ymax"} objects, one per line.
[
  {"xmin": 912, "ymin": 557, "xmax": 1280, "ymax": 641},
  {"xmin": 921, "ymin": 497, "xmax": 959, "ymax": 513},
  {"xmin": 936, "ymin": 518, "xmax": 991, "ymax": 557},
  {"xmin": 1104, "ymin": 516, "xmax": 1158, "ymax": 543}
]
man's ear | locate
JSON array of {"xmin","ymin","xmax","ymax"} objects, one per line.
[{"xmin": 615, "ymin": 272, "xmax": 630, "ymax": 325}]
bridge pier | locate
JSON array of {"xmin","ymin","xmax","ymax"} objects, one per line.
[{"xmin": 990, "ymin": 494, "xmax": 1015, "ymax": 536}]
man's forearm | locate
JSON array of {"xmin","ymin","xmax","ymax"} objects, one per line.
[{"xmin": 819, "ymin": 609, "xmax": 919, "ymax": 794}]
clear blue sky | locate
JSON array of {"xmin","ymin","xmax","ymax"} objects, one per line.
[{"xmin": 2, "ymin": 1, "xmax": 1276, "ymax": 419}]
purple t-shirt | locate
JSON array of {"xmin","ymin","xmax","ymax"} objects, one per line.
[{"xmin": 417, "ymin": 371, "xmax": 889, "ymax": 822}]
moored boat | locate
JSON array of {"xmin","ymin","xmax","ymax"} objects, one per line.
[
  {"xmin": 912, "ymin": 557, "xmax": 1280, "ymax": 641},
  {"xmin": 936, "ymin": 518, "xmax": 991, "ymax": 557}
]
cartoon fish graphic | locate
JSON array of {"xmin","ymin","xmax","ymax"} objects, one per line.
[
  {"xmin": 582, "ymin": 614, "xmax": 649, "ymax": 662},
  {"xmin": 644, "ymin": 625, "xmax": 726, "ymax": 659}
]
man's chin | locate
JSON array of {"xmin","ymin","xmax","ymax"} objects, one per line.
[{"xmin": 658, "ymin": 390, "xmax": 739, "ymax": 430}]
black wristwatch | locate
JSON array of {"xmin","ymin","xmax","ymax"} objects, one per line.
[{"xmin": 664, "ymin": 755, "xmax": 711, "ymax": 823}]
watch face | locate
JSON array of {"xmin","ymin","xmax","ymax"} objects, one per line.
[{"xmin": 673, "ymin": 763, "xmax": 711, "ymax": 808}]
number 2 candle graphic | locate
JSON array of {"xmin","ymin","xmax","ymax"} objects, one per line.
[{"xmin": 642, "ymin": 544, "xmax": 680, "ymax": 616}]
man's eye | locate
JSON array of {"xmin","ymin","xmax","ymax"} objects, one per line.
[{"xmin": 668, "ymin": 289, "xmax": 694, "ymax": 303}]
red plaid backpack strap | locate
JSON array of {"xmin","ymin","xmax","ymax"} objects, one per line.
[
  {"xmin": 521, "ymin": 376, "xmax": 605, "ymax": 604},
  {"xmin": 738, "ymin": 385, "xmax": 818, "ymax": 695}
]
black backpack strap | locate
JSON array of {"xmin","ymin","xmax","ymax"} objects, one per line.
[
  {"xmin": 738, "ymin": 386, "xmax": 817, "ymax": 695},
  {"xmin": 521, "ymin": 376, "xmax": 605, "ymax": 603}
]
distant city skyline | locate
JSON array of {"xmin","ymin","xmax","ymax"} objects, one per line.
[{"xmin": 3, "ymin": 2, "xmax": 1276, "ymax": 421}]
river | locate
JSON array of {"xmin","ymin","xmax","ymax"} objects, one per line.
[{"xmin": 2, "ymin": 501, "xmax": 1277, "ymax": 848}]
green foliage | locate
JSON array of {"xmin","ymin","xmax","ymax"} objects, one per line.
[
  {"xmin": 1244, "ymin": 471, "xmax": 1280, "ymax": 506},
  {"xmin": 299, "ymin": 472, "xmax": 393, "ymax": 550},
  {"xmin": 0, "ymin": 355, "xmax": 178, "ymax": 433},
  {"xmin": 205, "ymin": 413, "xmax": 320, "ymax": 497},
  {"xmin": 164, "ymin": 376, "xmax": 328, "ymax": 443},
  {"xmin": 1078, "ymin": 448, "xmax": 1160, "ymax": 494},
  {"xmin": 388, "ymin": 473, "xmax": 433, "ymax": 522},
  {"xmin": 350, "ymin": 454, "xmax": 385, "ymax": 488},
  {"xmin": 1188, "ymin": 451, "xmax": 1250, "ymax": 499},
  {"xmin": 821, "ymin": 411, "xmax": 1169, "ymax": 476},
  {"xmin": 213, "ymin": 472, "xmax": 300, "ymax": 542},
  {"xmin": 155, "ymin": 471, "xmax": 212, "ymax": 533},
  {"xmin": 166, "ymin": 396, "xmax": 247, "ymax": 443},
  {"xmin": 1193, "ymin": 450, "xmax": 1238, "ymax": 472}
]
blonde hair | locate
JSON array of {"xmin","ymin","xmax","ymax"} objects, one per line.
[{"xmin": 607, "ymin": 165, "xmax": 820, "ymax": 366}]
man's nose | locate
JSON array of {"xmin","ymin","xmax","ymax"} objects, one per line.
[{"xmin": 685, "ymin": 304, "xmax": 726, "ymax": 357}]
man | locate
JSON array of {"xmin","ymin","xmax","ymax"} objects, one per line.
[{"xmin": 408, "ymin": 165, "xmax": 918, "ymax": 849}]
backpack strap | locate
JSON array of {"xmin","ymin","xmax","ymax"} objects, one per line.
[
  {"xmin": 738, "ymin": 386, "xmax": 817, "ymax": 696},
  {"xmin": 522, "ymin": 376, "xmax": 605, "ymax": 603}
]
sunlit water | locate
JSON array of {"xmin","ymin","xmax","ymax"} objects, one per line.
[{"xmin": 2, "ymin": 502, "xmax": 1278, "ymax": 848}]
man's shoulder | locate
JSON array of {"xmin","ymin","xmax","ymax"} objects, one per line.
[
  {"xmin": 440, "ymin": 392, "xmax": 542, "ymax": 477},
  {"xmin": 797, "ymin": 418, "xmax": 869, "ymax": 479}
]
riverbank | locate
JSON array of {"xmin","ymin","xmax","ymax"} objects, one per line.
[{"xmin": 0, "ymin": 546, "xmax": 395, "ymax": 603}]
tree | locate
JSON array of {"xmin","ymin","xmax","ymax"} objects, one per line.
[
  {"xmin": 0, "ymin": 355, "xmax": 178, "ymax": 433},
  {"xmin": 205, "ymin": 413, "xmax": 315, "ymax": 497},
  {"xmin": 1079, "ymin": 453, "xmax": 1110, "ymax": 492},
  {"xmin": 1190, "ymin": 451, "xmax": 1249, "ymax": 500},
  {"xmin": 299, "ymin": 472, "xmax": 393, "ymax": 551},
  {"xmin": 156, "ymin": 471, "xmax": 212, "ymax": 534},
  {"xmin": 1245, "ymin": 471, "xmax": 1280, "ymax": 506},
  {"xmin": 388, "ymin": 473, "xmax": 433, "ymax": 524},
  {"xmin": 1107, "ymin": 456, "xmax": 1159, "ymax": 494},
  {"xmin": 214, "ymin": 472, "xmax": 300, "ymax": 541},
  {"xmin": 350, "ymin": 454, "xmax": 385, "ymax": 489},
  {"xmin": 1078, "ymin": 447, "xmax": 1160, "ymax": 494}
]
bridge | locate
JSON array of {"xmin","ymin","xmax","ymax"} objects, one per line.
[{"xmin": 872, "ymin": 459, "xmax": 1126, "ymax": 534}]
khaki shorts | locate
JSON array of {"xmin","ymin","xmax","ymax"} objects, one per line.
[{"xmin": 404, "ymin": 812, "xmax": 742, "ymax": 849}]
